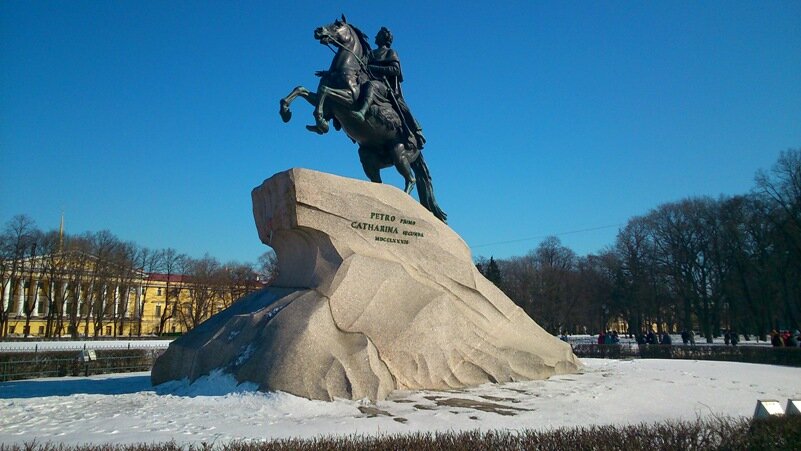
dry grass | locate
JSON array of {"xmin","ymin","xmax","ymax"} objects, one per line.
[{"xmin": 3, "ymin": 415, "xmax": 801, "ymax": 451}]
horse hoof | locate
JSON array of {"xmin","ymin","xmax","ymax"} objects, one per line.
[{"xmin": 279, "ymin": 102, "xmax": 291, "ymax": 123}]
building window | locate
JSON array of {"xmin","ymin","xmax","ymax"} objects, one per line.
[
  {"xmin": 38, "ymin": 326, "xmax": 44, "ymax": 334},
  {"xmin": 155, "ymin": 305, "xmax": 162, "ymax": 317},
  {"xmin": 106, "ymin": 326, "xmax": 112, "ymax": 335},
  {"xmin": 157, "ymin": 288, "xmax": 162, "ymax": 296}
]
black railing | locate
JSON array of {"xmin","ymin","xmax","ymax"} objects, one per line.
[
  {"xmin": 0, "ymin": 349, "xmax": 164, "ymax": 382},
  {"xmin": 571, "ymin": 344, "xmax": 801, "ymax": 367}
]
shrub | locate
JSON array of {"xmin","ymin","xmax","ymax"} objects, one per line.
[{"xmin": 3, "ymin": 416, "xmax": 801, "ymax": 451}]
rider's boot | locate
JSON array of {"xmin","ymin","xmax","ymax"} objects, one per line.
[
  {"xmin": 352, "ymin": 109, "xmax": 366, "ymax": 122},
  {"xmin": 402, "ymin": 111, "xmax": 425, "ymax": 149},
  {"xmin": 351, "ymin": 85, "xmax": 374, "ymax": 122}
]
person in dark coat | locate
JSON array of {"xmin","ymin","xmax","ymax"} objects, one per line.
[{"xmin": 771, "ymin": 330, "xmax": 784, "ymax": 347}]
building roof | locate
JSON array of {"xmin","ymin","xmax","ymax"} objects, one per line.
[{"xmin": 146, "ymin": 273, "xmax": 190, "ymax": 283}]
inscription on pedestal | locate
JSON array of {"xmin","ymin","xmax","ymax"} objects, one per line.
[{"xmin": 350, "ymin": 211, "xmax": 425, "ymax": 245}]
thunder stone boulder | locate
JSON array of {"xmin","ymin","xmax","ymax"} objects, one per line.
[{"xmin": 151, "ymin": 168, "xmax": 581, "ymax": 401}]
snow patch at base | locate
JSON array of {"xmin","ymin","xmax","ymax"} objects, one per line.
[{"xmin": 155, "ymin": 369, "xmax": 259, "ymax": 396}]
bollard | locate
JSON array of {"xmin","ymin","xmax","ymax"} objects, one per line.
[
  {"xmin": 754, "ymin": 400, "xmax": 784, "ymax": 419},
  {"xmin": 787, "ymin": 399, "xmax": 801, "ymax": 416}
]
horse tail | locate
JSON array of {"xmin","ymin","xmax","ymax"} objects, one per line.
[{"xmin": 411, "ymin": 153, "xmax": 447, "ymax": 223}]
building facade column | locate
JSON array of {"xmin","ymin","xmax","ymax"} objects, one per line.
[
  {"xmin": 32, "ymin": 279, "xmax": 41, "ymax": 316},
  {"xmin": 113, "ymin": 285, "xmax": 119, "ymax": 317},
  {"xmin": 134, "ymin": 285, "xmax": 142, "ymax": 318},
  {"xmin": 76, "ymin": 284, "xmax": 83, "ymax": 316},
  {"xmin": 49, "ymin": 281, "xmax": 56, "ymax": 317},
  {"xmin": 16, "ymin": 279, "xmax": 25, "ymax": 316},
  {"xmin": 61, "ymin": 281, "xmax": 69, "ymax": 317},
  {"xmin": 2, "ymin": 280, "xmax": 9, "ymax": 312},
  {"xmin": 100, "ymin": 284, "xmax": 107, "ymax": 317},
  {"xmin": 123, "ymin": 286, "xmax": 131, "ymax": 318}
]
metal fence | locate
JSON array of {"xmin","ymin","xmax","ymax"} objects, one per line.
[
  {"xmin": 571, "ymin": 343, "xmax": 801, "ymax": 367},
  {"xmin": 0, "ymin": 348, "xmax": 164, "ymax": 382},
  {"xmin": 0, "ymin": 340, "xmax": 171, "ymax": 353}
]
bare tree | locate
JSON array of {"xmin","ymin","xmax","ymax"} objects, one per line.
[
  {"xmin": 20, "ymin": 229, "xmax": 49, "ymax": 337},
  {"xmin": 109, "ymin": 242, "xmax": 142, "ymax": 337},
  {"xmin": 134, "ymin": 247, "xmax": 159, "ymax": 336},
  {"xmin": 755, "ymin": 148, "xmax": 801, "ymax": 255},
  {"xmin": 0, "ymin": 215, "xmax": 38, "ymax": 337},
  {"xmin": 156, "ymin": 248, "xmax": 187, "ymax": 335},
  {"xmin": 36, "ymin": 231, "xmax": 69, "ymax": 337},
  {"xmin": 257, "ymin": 250, "xmax": 279, "ymax": 285},
  {"xmin": 754, "ymin": 148, "xmax": 801, "ymax": 332},
  {"xmin": 178, "ymin": 255, "xmax": 224, "ymax": 330},
  {"xmin": 220, "ymin": 261, "xmax": 260, "ymax": 309},
  {"xmin": 58, "ymin": 235, "xmax": 96, "ymax": 338},
  {"xmin": 575, "ymin": 251, "xmax": 620, "ymax": 334}
]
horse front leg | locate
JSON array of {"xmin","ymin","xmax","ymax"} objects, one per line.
[
  {"xmin": 307, "ymin": 85, "xmax": 358, "ymax": 134},
  {"xmin": 280, "ymin": 86, "xmax": 317, "ymax": 123},
  {"xmin": 306, "ymin": 85, "xmax": 331, "ymax": 134}
]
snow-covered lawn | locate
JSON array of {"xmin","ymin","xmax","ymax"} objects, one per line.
[{"xmin": 1, "ymin": 359, "xmax": 799, "ymax": 446}]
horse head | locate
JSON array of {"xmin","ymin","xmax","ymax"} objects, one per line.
[
  {"xmin": 314, "ymin": 16, "xmax": 354, "ymax": 48},
  {"xmin": 314, "ymin": 16, "xmax": 371, "ymax": 60}
]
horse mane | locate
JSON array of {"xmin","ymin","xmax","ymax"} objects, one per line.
[{"xmin": 348, "ymin": 24, "xmax": 373, "ymax": 62}]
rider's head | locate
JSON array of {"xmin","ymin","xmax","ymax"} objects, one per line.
[{"xmin": 375, "ymin": 27, "xmax": 393, "ymax": 47}]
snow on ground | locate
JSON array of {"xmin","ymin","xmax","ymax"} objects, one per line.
[
  {"xmin": 0, "ymin": 340, "xmax": 172, "ymax": 353},
  {"xmin": 1, "ymin": 359, "xmax": 799, "ymax": 446}
]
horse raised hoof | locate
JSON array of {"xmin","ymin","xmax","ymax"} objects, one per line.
[
  {"xmin": 305, "ymin": 123, "xmax": 328, "ymax": 134},
  {"xmin": 314, "ymin": 115, "xmax": 330, "ymax": 133},
  {"xmin": 279, "ymin": 100, "xmax": 292, "ymax": 123}
]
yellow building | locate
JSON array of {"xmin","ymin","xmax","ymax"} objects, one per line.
[{"xmin": 1, "ymin": 252, "xmax": 262, "ymax": 338}]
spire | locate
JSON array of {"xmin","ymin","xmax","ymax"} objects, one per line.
[{"xmin": 59, "ymin": 211, "xmax": 64, "ymax": 252}]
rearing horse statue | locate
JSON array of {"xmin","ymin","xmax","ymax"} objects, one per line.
[{"xmin": 279, "ymin": 16, "xmax": 447, "ymax": 222}]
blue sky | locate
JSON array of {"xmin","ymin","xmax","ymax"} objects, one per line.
[{"xmin": 2, "ymin": 1, "xmax": 800, "ymax": 265}]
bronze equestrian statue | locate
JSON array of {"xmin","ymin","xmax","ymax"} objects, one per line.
[{"xmin": 279, "ymin": 16, "xmax": 446, "ymax": 222}]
